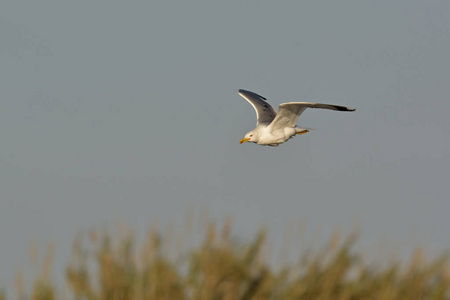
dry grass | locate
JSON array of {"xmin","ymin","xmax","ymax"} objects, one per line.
[{"xmin": 6, "ymin": 217, "xmax": 450, "ymax": 300}]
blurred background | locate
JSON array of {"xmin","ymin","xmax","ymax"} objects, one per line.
[{"xmin": 1, "ymin": 0, "xmax": 449, "ymax": 295}]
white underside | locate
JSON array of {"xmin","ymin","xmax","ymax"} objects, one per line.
[{"xmin": 255, "ymin": 126, "xmax": 308, "ymax": 146}]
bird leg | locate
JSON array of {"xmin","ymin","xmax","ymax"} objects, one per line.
[{"xmin": 296, "ymin": 130, "xmax": 309, "ymax": 135}]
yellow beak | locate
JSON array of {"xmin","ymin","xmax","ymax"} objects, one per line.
[{"xmin": 240, "ymin": 138, "xmax": 250, "ymax": 144}]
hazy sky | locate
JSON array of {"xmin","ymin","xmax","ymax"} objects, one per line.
[{"xmin": 1, "ymin": 0, "xmax": 450, "ymax": 288}]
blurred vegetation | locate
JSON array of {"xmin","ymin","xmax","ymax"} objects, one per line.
[{"xmin": 6, "ymin": 216, "xmax": 450, "ymax": 300}]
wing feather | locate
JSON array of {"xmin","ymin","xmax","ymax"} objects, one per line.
[
  {"xmin": 270, "ymin": 102, "xmax": 355, "ymax": 129},
  {"xmin": 238, "ymin": 89, "xmax": 277, "ymax": 126}
]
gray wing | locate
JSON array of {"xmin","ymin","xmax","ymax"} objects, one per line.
[
  {"xmin": 270, "ymin": 102, "xmax": 356, "ymax": 129},
  {"xmin": 238, "ymin": 89, "xmax": 277, "ymax": 126}
]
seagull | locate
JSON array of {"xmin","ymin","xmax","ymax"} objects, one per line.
[{"xmin": 238, "ymin": 89, "xmax": 355, "ymax": 146}]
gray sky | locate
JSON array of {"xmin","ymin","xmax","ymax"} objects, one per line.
[{"xmin": 1, "ymin": 0, "xmax": 450, "ymax": 288}]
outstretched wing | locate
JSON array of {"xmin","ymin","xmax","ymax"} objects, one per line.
[
  {"xmin": 238, "ymin": 89, "xmax": 277, "ymax": 126},
  {"xmin": 270, "ymin": 102, "xmax": 355, "ymax": 130}
]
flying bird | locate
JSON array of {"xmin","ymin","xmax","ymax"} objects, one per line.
[{"xmin": 238, "ymin": 89, "xmax": 355, "ymax": 146}]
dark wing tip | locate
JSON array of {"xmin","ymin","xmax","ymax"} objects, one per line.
[
  {"xmin": 336, "ymin": 106, "xmax": 356, "ymax": 111},
  {"xmin": 238, "ymin": 89, "xmax": 267, "ymax": 101}
]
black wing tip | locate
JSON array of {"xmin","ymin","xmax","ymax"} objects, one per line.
[
  {"xmin": 238, "ymin": 89, "xmax": 267, "ymax": 101},
  {"xmin": 337, "ymin": 106, "xmax": 356, "ymax": 111}
]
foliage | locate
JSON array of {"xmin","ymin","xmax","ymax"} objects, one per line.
[{"xmin": 8, "ymin": 218, "xmax": 450, "ymax": 300}]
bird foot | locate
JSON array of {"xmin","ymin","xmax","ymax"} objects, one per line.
[{"xmin": 296, "ymin": 130, "xmax": 309, "ymax": 135}]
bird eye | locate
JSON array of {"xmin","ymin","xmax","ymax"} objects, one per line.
[{"xmin": 250, "ymin": 134, "xmax": 253, "ymax": 137}]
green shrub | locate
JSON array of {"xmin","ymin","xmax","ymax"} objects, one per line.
[{"xmin": 9, "ymin": 218, "xmax": 450, "ymax": 299}]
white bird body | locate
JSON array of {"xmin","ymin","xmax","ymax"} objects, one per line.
[{"xmin": 238, "ymin": 89, "xmax": 355, "ymax": 146}]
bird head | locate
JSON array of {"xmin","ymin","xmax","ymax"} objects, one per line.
[{"xmin": 240, "ymin": 130, "xmax": 258, "ymax": 144}]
